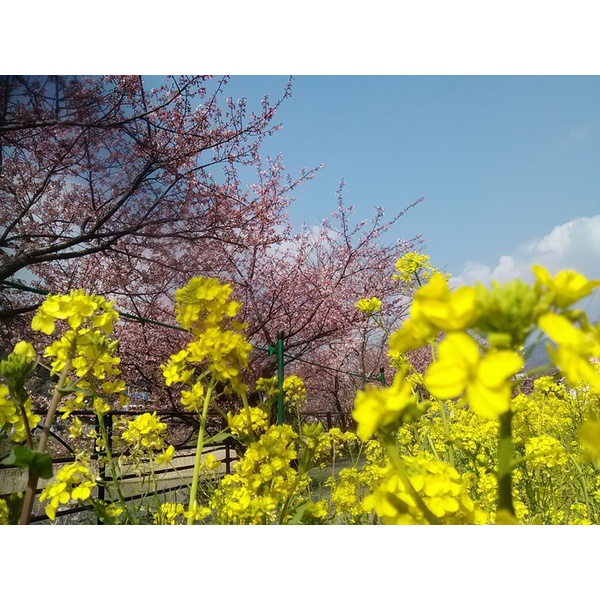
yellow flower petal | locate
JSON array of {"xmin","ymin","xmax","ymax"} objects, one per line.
[
  {"xmin": 477, "ymin": 351, "xmax": 523, "ymax": 388},
  {"xmin": 424, "ymin": 361, "xmax": 467, "ymax": 399}
]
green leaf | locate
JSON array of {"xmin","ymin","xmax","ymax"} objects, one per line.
[
  {"xmin": 205, "ymin": 431, "xmax": 232, "ymax": 444},
  {"xmin": 1, "ymin": 445, "xmax": 33, "ymax": 469},
  {"xmin": 289, "ymin": 501, "xmax": 309, "ymax": 524},
  {"xmin": 1, "ymin": 446, "xmax": 54, "ymax": 479},
  {"xmin": 31, "ymin": 452, "xmax": 54, "ymax": 479}
]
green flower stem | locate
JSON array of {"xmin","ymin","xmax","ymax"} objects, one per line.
[
  {"xmin": 95, "ymin": 410, "xmax": 134, "ymax": 523},
  {"xmin": 278, "ymin": 432, "xmax": 313, "ymax": 524},
  {"xmin": 427, "ymin": 339, "xmax": 455, "ymax": 467},
  {"xmin": 567, "ymin": 452, "xmax": 592, "ymax": 520},
  {"xmin": 240, "ymin": 391, "xmax": 256, "ymax": 442},
  {"xmin": 497, "ymin": 410, "xmax": 515, "ymax": 517},
  {"xmin": 18, "ymin": 404, "xmax": 34, "ymax": 450},
  {"xmin": 19, "ymin": 358, "xmax": 72, "ymax": 525},
  {"xmin": 278, "ymin": 475, "xmax": 304, "ymax": 525},
  {"xmin": 187, "ymin": 379, "xmax": 216, "ymax": 525},
  {"xmin": 436, "ymin": 399, "xmax": 455, "ymax": 468},
  {"xmin": 381, "ymin": 432, "xmax": 441, "ymax": 525},
  {"xmin": 147, "ymin": 449, "xmax": 161, "ymax": 516},
  {"xmin": 425, "ymin": 432, "xmax": 440, "ymax": 460}
]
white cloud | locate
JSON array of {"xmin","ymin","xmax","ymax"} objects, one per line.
[{"xmin": 451, "ymin": 215, "xmax": 600, "ymax": 320}]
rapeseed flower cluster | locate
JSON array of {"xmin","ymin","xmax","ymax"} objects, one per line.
[
  {"xmin": 39, "ymin": 461, "xmax": 97, "ymax": 520},
  {"xmin": 384, "ymin": 265, "xmax": 600, "ymax": 424},
  {"xmin": 174, "ymin": 277, "xmax": 242, "ymax": 332},
  {"xmin": 283, "ymin": 375, "xmax": 307, "ymax": 409},
  {"xmin": 0, "ymin": 343, "xmax": 42, "ymax": 442},
  {"xmin": 525, "ymin": 435, "xmax": 567, "ymax": 471},
  {"xmin": 393, "ymin": 252, "xmax": 441, "ymax": 287},
  {"xmin": 298, "ymin": 422, "xmax": 334, "ymax": 469},
  {"xmin": 352, "ymin": 370, "xmax": 420, "ymax": 440},
  {"xmin": 161, "ymin": 277, "xmax": 252, "ymax": 396},
  {"xmin": 0, "ymin": 384, "xmax": 40, "ymax": 443},
  {"xmin": 31, "ymin": 289, "xmax": 119, "ymax": 336},
  {"xmin": 210, "ymin": 424, "xmax": 308, "ymax": 524},
  {"xmin": 363, "ymin": 452, "xmax": 487, "ymax": 524},
  {"xmin": 228, "ymin": 406, "xmax": 269, "ymax": 438},
  {"xmin": 152, "ymin": 501, "xmax": 210, "ymax": 525},
  {"xmin": 352, "ymin": 263, "xmax": 600, "ymax": 524},
  {"xmin": 28, "ymin": 290, "xmax": 127, "ymax": 423},
  {"xmin": 382, "ymin": 374, "xmax": 598, "ymax": 524},
  {"xmin": 255, "ymin": 376, "xmax": 277, "ymax": 396},
  {"xmin": 412, "ymin": 402, "xmax": 498, "ymax": 466},
  {"xmin": 326, "ymin": 427, "xmax": 360, "ymax": 458},
  {"xmin": 120, "ymin": 412, "xmax": 172, "ymax": 455},
  {"xmin": 44, "ymin": 329, "xmax": 122, "ymax": 380},
  {"xmin": 153, "ymin": 502, "xmax": 186, "ymax": 525},
  {"xmin": 329, "ymin": 467, "xmax": 379, "ymax": 523},
  {"xmin": 512, "ymin": 377, "xmax": 580, "ymax": 444},
  {"xmin": 0, "ymin": 498, "xmax": 8, "ymax": 524},
  {"xmin": 356, "ymin": 297, "xmax": 382, "ymax": 315},
  {"xmin": 327, "ymin": 440, "xmax": 388, "ymax": 524},
  {"xmin": 179, "ymin": 380, "xmax": 205, "ymax": 413}
]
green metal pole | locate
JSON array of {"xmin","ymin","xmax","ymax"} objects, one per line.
[{"xmin": 277, "ymin": 331, "xmax": 285, "ymax": 425}]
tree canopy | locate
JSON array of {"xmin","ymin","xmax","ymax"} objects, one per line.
[{"xmin": 0, "ymin": 75, "xmax": 423, "ymax": 410}]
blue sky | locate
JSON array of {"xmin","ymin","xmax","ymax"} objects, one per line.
[
  {"xmin": 7, "ymin": 8, "xmax": 600, "ymax": 314},
  {"xmin": 219, "ymin": 75, "xmax": 600, "ymax": 318}
]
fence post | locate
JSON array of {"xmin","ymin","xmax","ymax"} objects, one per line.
[
  {"xmin": 379, "ymin": 367, "xmax": 386, "ymax": 386},
  {"xmin": 276, "ymin": 330, "xmax": 285, "ymax": 425}
]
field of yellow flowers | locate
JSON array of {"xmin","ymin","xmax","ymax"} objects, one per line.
[{"xmin": 1, "ymin": 256, "xmax": 600, "ymax": 526}]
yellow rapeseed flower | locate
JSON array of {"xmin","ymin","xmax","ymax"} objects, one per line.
[
  {"xmin": 39, "ymin": 462, "xmax": 97, "ymax": 520},
  {"xmin": 180, "ymin": 380, "xmax": 205, "ymax": 412},
  {"xmin": 13, "ymin": 341, "xmax": 36, "ymax": 361},
  {"xmin": 393, "ymin": 252, "xmax": 441, "ymax": 286},
  {"xmin": 538, "ymin": 313, "xmax": 600, "ymax": 392},
  {"xmin": 388, "ymin": 273, "xmax": 478, "ymax": 353},
  {"xmin": 228, "ymin": 406, "xmax": 269, "ymax": 438},
  {"xmin": 533, "ymin": 265, "xmax": 600, "ymax": 309},
  {"xmin": 356, "ymin": 297, "xmax": 382, "ymax": 315},
  {"xmin": 388, "ymin": 315, "xmax": 439, "ymax": 354},
  {"xmin": 363, "ymin": 453, "xmax": 487, "ymax": 524},
  {"xmin": 121, "ymin": 412, "xmax": 168, "ymax": 451},
  {"xmin": 153, "ymin": 502, "xmax": 186, "ymax": 525},
  {"xmin": 0, "ymin": 498, "xmax": 8, "ymax": 525},
  {"xmin": 283, "ymin": 375, "xmax": 307, "ymax": 408},
  {"xmin": 412, "ymin": 272, "xmax": 479, "ymax": 331},
  {"xmin": 155, "ymin": 445, "xmax": 175, "ymax": 464},
  {"xmin": 31, "ymin": 290, "xmax": 119, "ymax": 336},
  {"xmin": 424, "ymin": 332, "xmax": 523, "ymax": 418},
  {"xmin": 352, "ymin": 370, "xmax": 418, "ymax": 441},
  {"xmin": 525, "ymin": 435, "xmax": 567, "ymax": 472},
  {"xmin": 579, "ymin": 420, "xmax": 600, "ymax": 466}
]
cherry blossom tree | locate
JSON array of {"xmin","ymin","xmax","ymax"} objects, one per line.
[
  {"xmin": 207, "ymin": 188, "xmax": 424, "ymax": 413},
  {"xmin": 1, "ymin": 75, "xmax": 425, "ymax": 412},
  {"xmin": 0, "ymin": 75, "xmax": 297, "ymax": 311}
]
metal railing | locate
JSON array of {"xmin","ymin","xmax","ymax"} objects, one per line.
[{"xmin": 1, "ymin": 407, "xmax": 352, "ymax": 524}]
